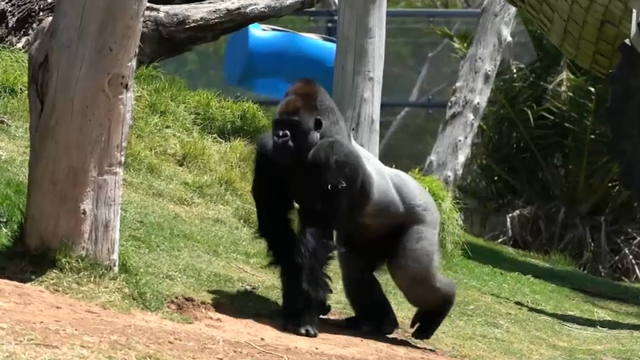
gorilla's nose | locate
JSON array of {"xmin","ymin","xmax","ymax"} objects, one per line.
[{"xmin": 274, "ymin": 130, "xmax": 290, "ymax": 143}]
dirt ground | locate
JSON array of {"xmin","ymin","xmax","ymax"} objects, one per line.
[{"xmin": 0, "ymin": 279, "xmax": 455, "ymax": 360}]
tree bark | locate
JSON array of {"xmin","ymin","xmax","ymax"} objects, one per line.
[
  {"xmin": 24, "ymin": 0, "xmax": 147, "ymax": 271},
  {"xmin": 332, "ymin": 0, "xmax": 386, "ymax": 157},
  {"xmin": 423, "ymin": 0, "xmax": 516, "ymax": 187},
  {"xmin": 0, "ymin": 0, "xmax": 318, "ymax": 65}
]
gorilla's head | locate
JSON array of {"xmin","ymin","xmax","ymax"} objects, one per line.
[{"xmin": 271, "ymin": 94, "xmax": 323, "ymax": 165}]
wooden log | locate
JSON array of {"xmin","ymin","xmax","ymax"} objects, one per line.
[{"xmin": 0, "ymin": 0, "xmax": 318, "ymax": 65}]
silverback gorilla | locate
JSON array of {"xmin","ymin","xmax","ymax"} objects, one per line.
[{"xmin": 251, "ymin": 79, "xmax": 456, "ymax": 340}]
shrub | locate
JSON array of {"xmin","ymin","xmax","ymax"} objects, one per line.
[
  {"xmin": 0, "ymin": 47, "xmax": 27, "ymax": 99},
  {"xmin": 454, "ymin": 14, "xmax": 640, "ymax": 281},
  {"xmin": 134, "ymin": 66, "xmax": 270, "ymax": 143},
  {"xmin": 409, "ymin": 170, "xmax": 465, "ymax": 256}
]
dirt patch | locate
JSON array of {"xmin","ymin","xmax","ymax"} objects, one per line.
[
  {"xmin": 167, "ymin": 296, "xmax": 217, "ymax": 321},
  {"xmin": 0, "ymin": 279, "xmax": 456, "ymax": 360}
]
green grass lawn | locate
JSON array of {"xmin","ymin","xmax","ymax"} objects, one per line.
[{"xmin": 1, "ymin": 47, "xmax": 640, "ymax": 360}]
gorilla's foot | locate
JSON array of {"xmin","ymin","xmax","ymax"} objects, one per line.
[{"xmin": 344, "ymin": 315, "xmax": 398, "ymax": 336}]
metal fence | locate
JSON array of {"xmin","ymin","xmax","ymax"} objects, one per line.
[
  {"xmin": 251, "ymin": 9, "xmax": 481, "ymax": 110},
  {"xmin": 157, "ymin": 8, "xmax": 536, "ymax": 170}
]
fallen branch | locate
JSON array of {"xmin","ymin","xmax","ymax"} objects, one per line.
[
  {"xmin": 243, "ymin": 341, "xmax": 288, "ymax": 360},
  {"xmin": 225, "ymin": 261, "xmax": 264, "ymax": 279},
  {"xmin": 0, "ymin": 0, "xmax": 319, "ymax": 64},
  {"xmin": 140, "ymin": 0, "xmax": 319, "ymax": 64}
]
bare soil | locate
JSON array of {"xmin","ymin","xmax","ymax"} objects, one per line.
[{"xmin": 0, "ymin": 279, "xmax": 455, "ymax": 360}]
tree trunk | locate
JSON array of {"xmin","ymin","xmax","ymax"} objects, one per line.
[
  {"xmin": 24, "ymin": 0, "xmax": 147, "ymax": 271},
  {"xmin": 423, "ymin": 0, "xmax": 516, "ymax": 187},
  {"xmin": 332, "ymin": 0, "xmax": 386, "ymax": 157},
  {"xmin": 0, "ymin": 0, "xmax": 317, "ymax": 65}
]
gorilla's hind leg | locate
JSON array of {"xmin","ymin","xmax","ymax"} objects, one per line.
[
  {"xmin": 339, "ymin": 250, "xmax": 399, "ymax": 336},
  {"xmin": 387, "ymin": 223, "xmax": 456, "ymax": 340}
]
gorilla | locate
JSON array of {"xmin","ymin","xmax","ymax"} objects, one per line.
[{"xmin": 251, "ymin": 79, "xmax": 456, "ymax": 341}]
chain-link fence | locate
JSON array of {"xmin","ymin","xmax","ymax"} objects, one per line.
[{"xmin": 158, "ymin": 9, "xmax": 537, "ymax": 170}]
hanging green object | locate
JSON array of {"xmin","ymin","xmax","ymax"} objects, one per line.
[{"xmin": 506, "ymin": 0, "xmax": 632, "ymax": 77}]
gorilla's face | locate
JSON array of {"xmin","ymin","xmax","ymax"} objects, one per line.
[{"xmin": 271, "ymin": 114, "xmax": 323, "ymax": 165}]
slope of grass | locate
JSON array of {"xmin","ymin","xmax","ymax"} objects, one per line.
[{"xmin": 1, "ymin": 47, "xmax": 640, "ymax": 360}]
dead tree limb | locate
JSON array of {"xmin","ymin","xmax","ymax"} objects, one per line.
[
  {"xmin": 0, "ymin": 0, "xmax": 318, "ymax": 65},
  {"xmin": 379, "ymin": 22, "xmax": 461, "ymax": 153},
  {"xmin": 423, "ymin": 0, "xmax": 516, "ymax": 187}
]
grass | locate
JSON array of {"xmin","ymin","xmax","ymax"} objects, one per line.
[{"xmin": 1, "ymin": 47, "xmax": 640, "ymax": 360}]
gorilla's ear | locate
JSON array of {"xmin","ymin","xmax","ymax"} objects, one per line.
[{"xmin": 314, "ymin": 116, "xmax": 323, "ymax": 132}]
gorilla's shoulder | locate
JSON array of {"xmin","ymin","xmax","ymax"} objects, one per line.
[{"xmin": 309, "ymin": 138, "xmax": 359, "ymax": 163}]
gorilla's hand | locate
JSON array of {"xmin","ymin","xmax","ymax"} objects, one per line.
[
  {"xmin": 319, "ymin": 302, "xmax": 331, "ymax": 317},
  {"xmin": 283, "ymin": 314, "xmax": 319, "ymax": 338},
  {"xmin": 410, "ymin": 309, "xmax": 440, "ymax": 340},
  {"xmin": 344, "ymin": 315, "xmax": 398, "ymax": 336}
]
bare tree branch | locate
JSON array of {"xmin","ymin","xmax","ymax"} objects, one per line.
[
  {"xmin": 140, "ymin": 0, "xmax": 319, "ymax": 64},
  {"xmin": 0, "ymin": 0, "xmax": 319, "ymax": 64},
  {"xmin": 379, "ymin": 22, "xmax": 461, "ymax": 152},
  {"xmin": 380, "ymin": 81, "xmax": 452, "ymax": 152},
  {"xmin": 423, "ymin": 0, "xmax": 516, "ymax": 187}
]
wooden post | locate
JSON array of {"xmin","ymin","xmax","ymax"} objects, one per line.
[
  {"xmin": 24, "ymin": 0, "xmax": 148, "ymax": 271},
  {"xmin": 423, "ymin": 0, "xmax": 516, "ymax": 187},
  {"xmin": 332, "ymin": 0, "xmax": 386, "ymax": 157}
]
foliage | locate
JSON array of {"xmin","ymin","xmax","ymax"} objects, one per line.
[
  {"xmin": 0, "ymin": 48, "xmax": 27, "ymax": 99},
  {"xmin": 2, "ymin": 47, "xmax": 640, "ymax": 360},
  {"xmin": 429, "ymin": 26, "xmax": 473, "ymax": 59},
  {"xmin": 135, "ymin": 65, "xmax": 270, "ymax": 142},
  {"xmin": 409, "ymin": 170, "xmax": 465, "ymax": 255},
  {"xmin": 445, "ymin": 14, "xmax": 640, "ymax": 281}
]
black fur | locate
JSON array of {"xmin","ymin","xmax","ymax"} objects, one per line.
[{"xmin": 251, "ymin": 79, "xmax": 342, "ymax": 337}]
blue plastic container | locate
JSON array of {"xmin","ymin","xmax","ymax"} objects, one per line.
[{"xmin": 223, "ymin": 23, "xmax": 336, "ymax": 100}]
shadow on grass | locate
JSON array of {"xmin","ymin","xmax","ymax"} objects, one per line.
[
  {"xmin": 514, "ymin": 301, "xmax": 640, "ymax": 331},
  {"xmin": 464, "ymin": 240, "xmax": 640, "ymax": 306},
  {"xmin": 0, "ymin": 221, "xmax": 56, "ymax": 283},
  {"xmin": 208, "ymin": 289, "xmax": 433, "ymax": 352}
]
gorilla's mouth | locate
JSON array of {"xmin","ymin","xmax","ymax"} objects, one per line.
[{"xmin": 271, "ymin": 145, "xmax": 294, "ymax": 164}]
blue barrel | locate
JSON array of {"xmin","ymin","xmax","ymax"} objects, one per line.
[{"xmin": 223, "ymin": 23, "xmax": 336, "ymax": 100}]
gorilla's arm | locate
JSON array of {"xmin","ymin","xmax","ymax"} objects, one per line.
[
  {"xmin": 252, "ymin": 134, "xmax": 298, "ymax": 268},
  {"xmin": 252, "ymin": 134, "xmax": 333, "ymax": 337},
  {"xmin": 252, "ymin": 134, "xmax": 318, "ymax": 335},
  {"xmin": 385, "ymin": 169, "xmax": 457, "ymax": 340}
]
